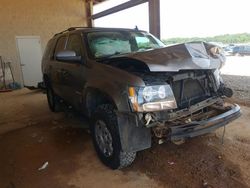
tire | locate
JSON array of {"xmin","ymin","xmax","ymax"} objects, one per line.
[
  {"xmin": 46, "ymin": 84, "xmax": 61, "ymax": 112},
  {"xmin": 90, "ymin": 104, "xmax": 136, "ymax": 169}
]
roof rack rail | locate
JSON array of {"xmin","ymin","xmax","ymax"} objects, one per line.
[{"xmin": 53, "ymin": 27, "xmax": 92, "ymax": 37}]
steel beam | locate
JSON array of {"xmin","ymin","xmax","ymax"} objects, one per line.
[
  {"xmin": 86, "ymin": 0, "xmax": 94, "ymax": 27},
  {"xmin": 91, "ymin": 0, "xmax": 148, "ymax": 20},
  {"xmin": 148, "ymin": 0, "xmax": 160, "ymax": 38},
  {"xmin": 91, "ymin": 0, "xmax": 161, "ymax": 39}
]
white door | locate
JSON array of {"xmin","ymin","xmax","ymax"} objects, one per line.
[{"xmin": 16, "ymin": 36, "xmax": 43, "ymax": 87}]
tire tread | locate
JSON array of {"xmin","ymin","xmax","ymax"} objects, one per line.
[{"xmin": 92, "ymin": 104, "xmax": 136, "ymax": 169}]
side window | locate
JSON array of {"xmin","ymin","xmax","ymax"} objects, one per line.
[
  {"xmin": 135, "ymin": 36, "xmax": 151, "ymax": 49},
  {"xmin": 43, "ymin": 40, "xmax": 53, "ymax": 59},
  {"xmin": 54, "ymin": 36, "xmax": 67, "ymax": 57},
  {"xmin": 66, "ymin": 34, "xmax": 83, "ymax": 56}
]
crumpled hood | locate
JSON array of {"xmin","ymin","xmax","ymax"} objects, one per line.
[{"xmin": 113, "ymin": 42, "xmax": 226, "ymax": 72}]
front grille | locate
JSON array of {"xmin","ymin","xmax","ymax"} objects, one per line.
[
  {"xmin": 171, "ymin": 73, "xmax": 212, "ymax": 109},
  {"xmin": 137, "ymin": 71, "xmax": 215, "ymax": 109}
]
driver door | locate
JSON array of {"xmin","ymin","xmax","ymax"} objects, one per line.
[{"xmin": 59, "ymin": 33, "xmax": 87, "ymax": 109}]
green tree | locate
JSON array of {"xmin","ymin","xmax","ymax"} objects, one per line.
[{"xmin": 162, "ymin": 33, "xmax": 250, "ymax": 45}]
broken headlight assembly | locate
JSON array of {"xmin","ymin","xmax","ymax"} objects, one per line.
[
  {"xmin": 213, "ymin": 69, "xmax": 223, "ymax": 88},
  {"xmin": 209, "ymin": 46, "xmax": 226, "ymax": 68},
  {"xmin": 210, "ymin": 46, "xmax": 223, "ymax": 56},
  {"xmin": 128, "ymin": 85, "xmax": 177, "ymax": 112}
]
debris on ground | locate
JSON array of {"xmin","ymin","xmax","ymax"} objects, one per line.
[
  {"xmin": 38, "ymin": 161, "xmax": 49, "ymax": 171},
  {"xmin": 202, "ymin": 180, "xmax": 213, "ymax": 188},
  {"xmin": 167, "ymin": 161, "xmax": 175, "ymax": 165}
]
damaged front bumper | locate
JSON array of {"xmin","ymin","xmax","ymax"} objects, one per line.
[
  {"xmin": 117, "ymin": 101, "xmax": 241, "ymax": 153},
  {"xmin": 170, "ymin": 104, "xmax": 241, "ymax": 141}
]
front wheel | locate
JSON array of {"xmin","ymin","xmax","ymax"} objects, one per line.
[{"xmin": 90, "ymin": 104, "xmax": 136, "ymax": 169}]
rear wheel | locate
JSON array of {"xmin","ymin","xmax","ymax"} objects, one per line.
[
  {"xmin": 91, "ymin": 104, "xmax": 136, "ymax": 169},
  {"xmin": 46, "ymin": 84, "xmax": 61, "ymax": 112}
]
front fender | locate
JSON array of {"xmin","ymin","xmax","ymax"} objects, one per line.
[
  {"xmin": 83, "ymin": 81, "xmax": 130, "ymax": 112},
  {"xmin": 83, "ymin": 62, "xmax": 145, "ymax": 112}
]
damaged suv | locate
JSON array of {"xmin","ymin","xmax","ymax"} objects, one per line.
[{"xmin": 42, "ymin": 27, "xmax": 241, "ymax": 169}]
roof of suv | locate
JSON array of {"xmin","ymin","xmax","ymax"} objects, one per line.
[{"xmin": 53, "ymin": 27, "xmax": 145, "ymax": 37}]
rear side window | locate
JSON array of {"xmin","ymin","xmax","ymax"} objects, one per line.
[
  {"xmin": 54, "ymin": 36, "xmax": 67, "ymax": 57},
  {"xmin": 66, "ymin": 34, "xmax": 83, "ymax": 56}
]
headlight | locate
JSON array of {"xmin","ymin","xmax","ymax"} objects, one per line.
[{"xmin": 128, "ymin": 85, "xmax": 177, "ymax": 112}]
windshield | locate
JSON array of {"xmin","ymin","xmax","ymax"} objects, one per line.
[{"xmin": 87, "ymin": 31, "xmax": 165, "ymax": 59}]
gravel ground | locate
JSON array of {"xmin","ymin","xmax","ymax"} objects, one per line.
[
  {"xmin": 1, "ymin": 89, "xmax": 250, "ymax": 188},
  {"xmin": 222, "ymin": 74, "xmax": 250, "ymax": 102},
  {"xmin": 221, "ymin": 56, "xmax": 250, "ymax": 103},
  {"xmin": 0, "ymin": 56, "xmax": 249, "ymax": 188}
]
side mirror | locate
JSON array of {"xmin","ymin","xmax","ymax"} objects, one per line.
[{"xmin": 56, "ymin": 50, "xmax": 82, "ymax": 63}]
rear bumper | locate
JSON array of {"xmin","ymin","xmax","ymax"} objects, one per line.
[{"xmin": 170, "ymin": 104, "xmax": 241, "ymax": 141}]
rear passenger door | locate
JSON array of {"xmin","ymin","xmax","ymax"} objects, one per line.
[{"xmin": 60, "ymin": 33, "xmax": 87, "ymax": 109}]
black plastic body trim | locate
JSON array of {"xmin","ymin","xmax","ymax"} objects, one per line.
[{"xmin": 117, "ymin": 112, "xmax": 151, "ymax": 152}]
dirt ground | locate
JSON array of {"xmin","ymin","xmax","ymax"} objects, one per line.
[{"xmin": 0, "ymin": 89, "xmax": 250, "ymax": 188}]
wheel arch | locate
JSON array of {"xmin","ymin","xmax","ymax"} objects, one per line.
[
  {"xmin": 85, "ymin": 87, "xmax": 152, "ymax": 155},
  {"xmin": 84, "ymin": 87, "xmax": 118, "ymax": 117}
]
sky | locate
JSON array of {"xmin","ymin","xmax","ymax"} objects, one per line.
[{"xmin": 93, "ymin": 0, "xmax": 250, "ymax": 39}]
